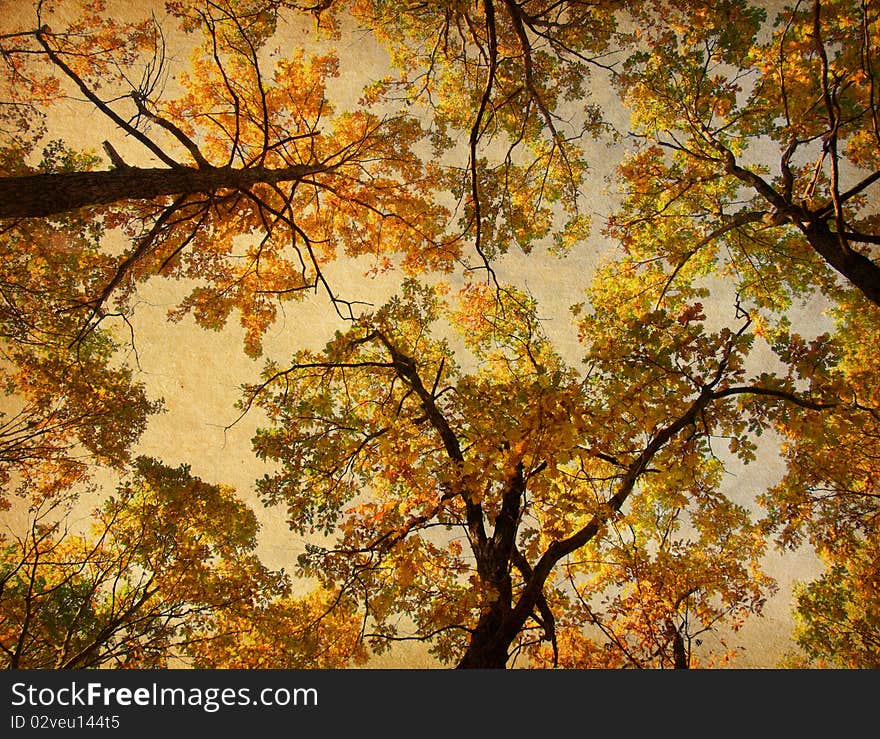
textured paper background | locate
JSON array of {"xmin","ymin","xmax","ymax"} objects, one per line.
[{"xmin": 0, "ymin": 0, "xmax": 826, "ymax": 667}]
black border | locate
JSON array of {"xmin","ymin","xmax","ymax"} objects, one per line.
[{"xmin": 1, "ymin": 669, "xmax": 872, "ymax": 734}]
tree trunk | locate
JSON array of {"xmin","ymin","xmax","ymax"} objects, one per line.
[
  {"xmin": 456, "ymin": 536, "xmax": 532, "ymax": 670},
  {"xmin": 803, "ymin": 220, "xmax": 880, "ymax": 308},
  {"xmin": 456, "ymin": 544, "xmax": 517, "ymax": 669},
  {"xmin": 456, "ymin": 607, "xmax": 512, "ymax": 669},
  {"xmin": 0, "ymin": 163, "xmax": 325, "ymax": 219},
  {"xmin": 672, "ymin": 628, "xmax": 688, "ymax": 669}
]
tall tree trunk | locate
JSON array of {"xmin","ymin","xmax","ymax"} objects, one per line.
[
  {"xmin": 671, "ymin": 626, "xmax": 688, "ymax": 669},
  {"xmin": 0, "ymin": 164, "xmax": 326, "ymax": 219},
  {"xmin": 456, "ymin": 606, "xmax": 512, "ymax": 669},
  {"xmin": 803, "ymin": 220, "xmax": 880, "ymax": 308},
  {"xmin": 456, "ymin": 542, "xmax": 516, "ymax": 669}
]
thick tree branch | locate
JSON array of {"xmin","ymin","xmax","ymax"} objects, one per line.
[
  {"xmin": 0, "ymin": 162, "xmax": 328, "ymax": 219},
  {"xmin": 131, "ymin": 93, "xmax": 211, "ymax": 168}
]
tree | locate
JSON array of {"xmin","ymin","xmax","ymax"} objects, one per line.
[
  {"xmin": 1, "ymin": 458, "xmax": 272, "ymax": 667},
  {"xmin": 0, "ymin": 142, "xmax": 160, "ymax": 504},
  {"xmin": 0, "ymin": 456, "xmax": 362, "ymax": 668},
  {"xmin": 604, "ymin": 0, "xmax": 880, "ymax": 664},
  {"xmin": 0, "ymin": 0, "xmax": 450, "ymax": 353},
  {"xmin": 528, "ymin": 464, "xmax": 774, "ymax": 669},
  {"xmin": 611, "ymin": 0, "xmax": 880, "ymax": 310},
  {"xmin": 186, "ymin": 0, "xmax": 629, "ymax": 268},
  {"xmin": 784, "ymin": 538, "xmax": 880, "ymax": 668},
  {"xmin": 756, "ymin": 296, "xmax": 880, "ymax": 667},
  {"xmin": 2, "ymin": 0, "xmax": 877, "ymax": 669},
  {"xmin": 239, "ymin": 276, "xmax": 835, "ymax": 667}
]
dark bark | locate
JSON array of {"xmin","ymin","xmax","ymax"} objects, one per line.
[
  {"xmin": 720, "ymin": 151, "xmax": 880, "ymax": 308},
  {"xmin": 0, "ymin": 163, "xmax": 326, "ymax": 219},
  {"xmin": 456, "ymin": 606, "xmax": 512, "ymax": 669},
  {"xmin": 455, "ymin": 536, "xmax": 517, "ymax": 668},
  {"xmin": 454, "ymin": 388, "xmax": 722, "ymax": 669},
  {"xmin": 802, "ymin": 220, "xmax": 880, "ymax": 308},
  {"xmin": 455, "ymin": 466, "xmax": 526, "ymax": 669},
  {"xmin": 671, "ymin": 626, "xmax": 688, "ymax": 669}
]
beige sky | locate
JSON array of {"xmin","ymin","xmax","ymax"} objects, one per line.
[{"xmin": 0, "ymin": 0, "xmax": 833, "ymax": 667}]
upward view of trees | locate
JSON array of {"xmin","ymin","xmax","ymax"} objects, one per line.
[{"xmin": 0, "ymin": 0, "xmax": 877, "ymax": 668}]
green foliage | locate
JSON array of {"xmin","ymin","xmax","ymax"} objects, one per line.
[
  {"xmin": 0, "ymin": 0, "xmax": 878, "ymax": 668},
  {"xmin": 0, "ymin": 459, "xmax": 287, "ymax": 668}
]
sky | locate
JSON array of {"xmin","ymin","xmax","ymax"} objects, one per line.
[{"xmin": 0, "ymin": 0, "xmax": 833, "ymax": 667}]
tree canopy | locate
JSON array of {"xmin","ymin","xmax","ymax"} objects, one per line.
[{"xmin": 0, "ymin": 0, "xmax": 877, "ymax": 668}]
